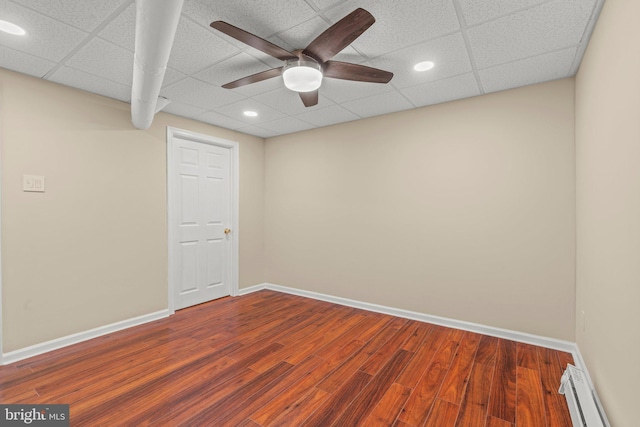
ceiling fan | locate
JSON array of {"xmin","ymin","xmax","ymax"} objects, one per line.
[{"xmin": 210, "ymin": 8, "xmax": 394, "ymax": 107}]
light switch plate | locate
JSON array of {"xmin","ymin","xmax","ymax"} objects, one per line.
[{"xmin": 23, "ymin": 175, "xmax": 45, "ymax": 192}]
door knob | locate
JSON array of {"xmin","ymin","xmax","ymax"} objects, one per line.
[{"xmin": 224, "ymin": 228, "xmax": 231, "ymax": 235}]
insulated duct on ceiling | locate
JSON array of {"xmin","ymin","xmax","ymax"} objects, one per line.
[{"xmin": 131, "ymin": 0, "xmax": 184, "ymax": 129}]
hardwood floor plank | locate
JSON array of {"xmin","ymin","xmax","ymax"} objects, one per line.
[
  {"xmin": 424, "ymin": 399, "xmax": 461, "ymax": 427},
  {"xmin": 397, "ymin": 334, "xmax": 459, "ymax": 426},
  {"xmin": 395, "ymin": 325, "xmax": 451, "ymax": 388},
  {"xmin": 556, "ymin": 351, "xmax": 574, "ymax": 371},
  {"xmin": 182, "ymin": 361, "xmax": 295, "ymax": 426},
  {"xmin": 359, "ymin": 320, "xmax": 416, "ymax": 375},
  {"xmin": 0, "ymin": 387, "xmax": 39, "ymax": 404},
  {"xmin": 250, "ymin": 339, "xmax": 364, "ymax": 426},
  {"xmin": 35, "ymin": 338, "xmax": 209, "ymax": 404},
  {"xmin": 73, "ymin": 352, "xmax": 251, "ymax": 425},
  {"xmin": 488, "ymin": 339, "xmax": 517, "ymax": 423},
  {"xmin": 268, "ymin": 387, "xmax": 330, "ymax": 427},
  {"xmin": 34, "ymin": 336, "xmax": 200, "ymax": 399},
  {"xmin": 207, "ymin": 355, "xmax": 325, "ymax": 426},
  {"xmin": 454, "ymin": 362, "xmax": 494, "ymax": 427},
  {"xmin": 402, "ymin": 322, "xmax": 433, "ymax": 351},
  {"xmin": 283, "ymin": 313, "xmax": 378, "ymax": 364},
  {"xmin": 538, "ymin": 347, "xmax": 573, "ymax": 427},
  {"xmin": 362, "ymin": 382, "xmax": 412, "ymax": 426},
  {"xmin": 486, "ymin": 415, "xmax": 515, "ymax": 427},
  {"xmin": 73, "ymin": 341, "xmax": 278, "ymax": 424},
  {"xmin": 315, "ymin": 312, "xmax": 391, "ymax": 356},
  {"xmin": 299, "ymin": 370, "xmax": 373, "ymax": 427},
  {"xmin": 475, "ymin": 335, "xmax": 499, "ymax": 366},
  {"xmin": 333, "ymin": 349, "xmax": 414, "ymax": 426},
  {"xmin": 238, "ymin": 419, "xmax": 262, "ymax": 427},
  {"xmin": 140, "ymin": 365, "xmax": 260, "ymax": 425},
  {"xmin": 316, "ymin": 319, "xmax": 401, "ymax": 393},
  {"xmin": 275, "ymin": 306, "xmax": 355, "ymax": 347},
  {"xmin": 516, "ymin": 366, "xmax": 547, "ymax": 427},
  {"xmin": 517, "ymin": 343, "xmax": 540, "ymax": 370},
  {"xmin": 438, "ymin": 331, "xmax": 482, "ymax": 404}
]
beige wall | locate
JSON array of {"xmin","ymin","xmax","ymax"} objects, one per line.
[
  {"xmin": 265, "ymin": 79, "xmax": 576, "ymax": 340},
  {"xmin": 0, "ymin": 69, "xmax": 264, "ymax": 352},
  {"xmin": 575, "ymin": 0, "xmax": 640, "ymax": 425}
]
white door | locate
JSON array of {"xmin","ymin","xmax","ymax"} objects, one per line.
[{"xmin": 169, "ymin": 129, "xmax": 237, "ymax": 310}]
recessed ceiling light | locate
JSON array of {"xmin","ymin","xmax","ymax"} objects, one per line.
[
  {"xmin": 243, "ymin": 110, "xmax": 258, "ymax": 117},
  {"xmin": 0, "ymin": 19, "xmax": 26, "ymax": 36},
  {"xmin": 414, "ymin": 61, "xmax": 435, "ymax": 72}
]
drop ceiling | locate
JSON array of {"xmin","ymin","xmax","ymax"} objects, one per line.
[{"xmin": 0, "ymin": 0, "xmax": 603, "ymax": 138}]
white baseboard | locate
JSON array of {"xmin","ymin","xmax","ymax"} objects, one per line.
[
  {"xmin": 238, "ymin": 283, "xmax": 267, "ymax": 295},
  {"xmin": 244, "ymin": 282, "xmax": 585, "ymax": 363},
  {"xmin": 2, "ymin": 309, "xmax": 171, "ymax": 365}
]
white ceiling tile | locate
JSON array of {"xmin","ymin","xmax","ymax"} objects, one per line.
[
  {"xmin": 253, "ymin": 87, "xmax": 333, "ymax": 115},
  {"xmin": 236, "ymin": 125, "xmax": 278, "ymax": 139},
  {"xmin": 48, "ymin": 66, "xmax": 130, "ymax": 102},
  {"xmin": 161, "ymin": 102, "xmax": 206, "ymax": 118},
  {"xmin": 215, "ymin": 99, "xmax": 287, "ymax": 125},
  {"xmin": 271, "ymin": 16, "xmax": 329, "ymax": 49},
  {"xmin": 194, "ymin": 52, "xmax": 274, "ymax": 86},
  {"xmin": 13, "ymin": 0, "xmax": 130, "ymax": 32},
  {"xmin": 167, "ymin": 17, "xmax": 241, "ymax": 75},
  {"xmin": 0, "ymin": 45, "xmax": 56, "ymax": 77},
  {"xmin": 295, "ymin": 104, "xmax": 360, "ymax": 127},
  {"xmin": 332, "ymin": 46, "xmax": 368, "ymax": 64},
  {"xmin": 0, "ymin": 0, "xmax": 88, "ymax": 62},
  {"xmin": 479, "ymin": 47, "xmax": 578, "ymax": 94},
  {"xmin": 244, "ymin": 49, "xmax": 285, "ymax": 68},
  {"xmin": 98, "ymin": 2, "xmax": 135, "ymax": 51},
  {"xmin": 65, "ymin": 38, "xmax": 133, "ymax": 85},
  {"xmin": 161, "ymin": 78, "xmax": 245, "ymax": 110},
  {"xmin": 320, "ymin": 76, "xmax": 394, "ymax": 104},
  {"xmin": 342, "ymin": 91, "xmax": 414, "ymax": 118},
  {"xmin": 369, "ymin": 32, "xmax": 472, "ymax": 89},
  {"xmin": 194, "ymin": 110, "xmax": 247, "ymax": 130},
  {"xmin": 182, "ymin": 0, "xmax": 316, "ymax": 36},
  {"xmin": 162, "ymin": 68, "xmax": 186, "ymax": 87},
  {"xmin": 467, "ymin": 0, "xmax": 597, "ymax": 68},
  {"xmin": 309, "ymin": 0, "xmax": 342, "ymax": 11},
  {"xmin": 400, "ymin": 73, "xmax": 481, "ymax": 108},
  {"xmin": 323, "ymin": 0, "xmax": 460, "ymax": 57},
  {"xmin": 458, "ymin": 0, "xmax": 548, "ymax": 26},
  {"xmin": 255, "ymin": 116, "xmax": 315, "ymax": 134}
]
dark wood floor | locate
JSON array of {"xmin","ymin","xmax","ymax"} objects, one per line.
[{"xmin": 0, "ymin": 290, "xmax": 574, "ymax": 426}]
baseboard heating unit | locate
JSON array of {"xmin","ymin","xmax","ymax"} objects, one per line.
[{"xmin": 558, "ymin": 364, "xmax": 608, "ymax": 427}]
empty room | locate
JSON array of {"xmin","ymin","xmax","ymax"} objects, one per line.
[{"xmin": 0, "ymin": 0, "xmax": 637, "ymax": 426}]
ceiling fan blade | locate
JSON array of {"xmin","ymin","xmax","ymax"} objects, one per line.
[
  {"xmin": 210, "ymin": 21, "xmax": 297, "ymax": 61},
  {"xmin": 299, "ymin": 90, "xmax": 319, "ymax": 107},
  {"xmin": 324, "ymin": 61, "xmax": 393, "ymax": 83},
  {"xmin": 303, "ymin": 8, "xmax": 375, "ymax": 63},
  {"xmin": 222, "ymin": 67, "xmax": 283, "ymax": 89}
]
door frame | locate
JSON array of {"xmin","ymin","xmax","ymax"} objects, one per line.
[{"xmin": 166, "ymin": 126, "xmax": 239, "ymax": 314}]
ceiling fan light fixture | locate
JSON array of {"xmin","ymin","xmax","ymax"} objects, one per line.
[{"xmin": 282, "ymin": 57, "xmax": 323, "ymax": 93}]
